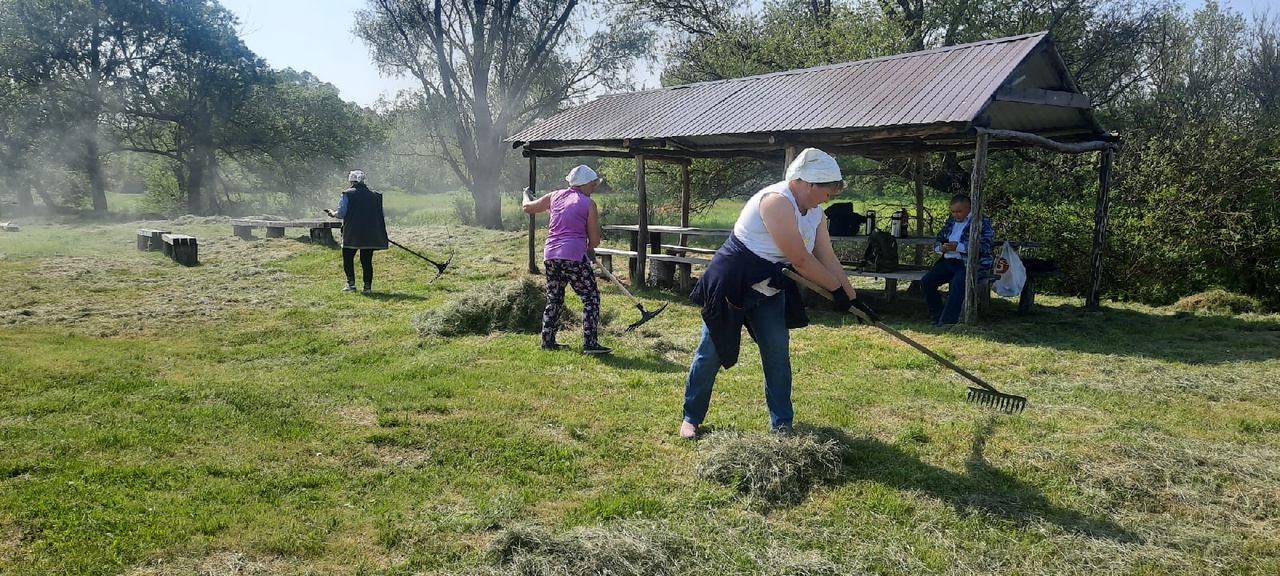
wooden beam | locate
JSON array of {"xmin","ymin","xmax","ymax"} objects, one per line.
[
  {"xmin": 527, "ymin": 157, "xmax": 539, "ymax": 274},
  {"xmin": 995, "ymin": 86, "xmax": 1091, "ymax": 109},
  {"xmin": 962, "ymin": 134, "xmax": 989, "ymax": 325},
  {"xmin": 975, "ymin": 128, "xmax": 1119, "ymax": 154},
  {"xmin": 1088, "ymin": 148, "xmax": 1115, "ymax": 307}
]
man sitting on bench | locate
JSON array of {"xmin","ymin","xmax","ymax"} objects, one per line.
[{"xmin": 921, "ymin": 194, "xmax": 993, "ymax": 326}]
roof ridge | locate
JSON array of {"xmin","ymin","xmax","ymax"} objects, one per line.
[{"xmin": 619, "ymin": 31, "xmax": 1049, "ymax": 97}]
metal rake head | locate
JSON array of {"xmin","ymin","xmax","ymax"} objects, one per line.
[
  {"xmin": 624, "ymin": 302, "xmax": 669, "ymax": 332},
  {"xmin": 428, "ymin": 249, "xmax": 454, "ymax": 283},
  {"xmin": 966, "ymin": 387, "xmax": 1028, "ymax": 414}
]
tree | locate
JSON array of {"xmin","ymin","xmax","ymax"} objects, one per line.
[
  {"xmin": 354, "ymin": 0, "xmax": 651, "ymax": 229},
  {"xmin": 108, "ymin": 0, "xmax": 267, "ymax": 215}
]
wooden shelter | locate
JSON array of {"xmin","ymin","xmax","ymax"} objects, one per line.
[{"xmin": 507, "ymin": 32, "xmax": 1120, "ymax": 321}]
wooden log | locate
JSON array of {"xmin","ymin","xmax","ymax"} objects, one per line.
[
  {"xmin": 975, "ymin": 128, "xmax": 1119, "ymax": 154},
  {"xmin": 266, "ymin": 226, "xmax": 285, "ymax": 238},
  {"xmin": 309, "ymin": 228, "xmax": 335, "ymax": 245},
  {"xmin": 232, "ymin": 225, "xmax": 255, "ymax": 240}
]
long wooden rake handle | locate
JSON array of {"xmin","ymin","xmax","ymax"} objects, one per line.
[{"xmin": 782, "ymin": 268, "xmax": 1025, "ymax": 411}]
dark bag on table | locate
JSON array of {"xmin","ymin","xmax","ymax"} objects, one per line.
[
  {"xmin": 824, "ymin": 202, "xmax": 866, "ymax": 236},
  {"xmin": 861, "ymin": 230, "xmax": 899, "ymax": 272}
]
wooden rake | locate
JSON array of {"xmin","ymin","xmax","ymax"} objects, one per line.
[{"xmin": 783, "ymin": 268, "xmax": 1027, "ymax": 413}]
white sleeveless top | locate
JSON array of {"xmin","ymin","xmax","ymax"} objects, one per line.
[{"xmin": 732, "ymin": 181, "xmax": 823, "ymax": 263}]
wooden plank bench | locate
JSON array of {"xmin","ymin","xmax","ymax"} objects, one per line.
[
  {"xmin": 1, "ymin": 221, "xmax": 18, "ymax": 232},
  {"xmin": 648, "ymin": 253, "xmax": 714, "ymax": 291},
  {"xmin": 659, "ymin": 244, "xmax": 718, "ymax": 255},
  {"xmin": 161, "ymin": 233, "xmax": 199, "ymax": 266},
  {"xmin": 230, "ymin": 218, "xmax": 342, "ymax": 245},
  {"xmin": 592, "ymin": 248, "xmax": 640, "ymax": 275},
  {"xmin": 136, "ymin": 229, "xmax": 170, "ymax": 252}
]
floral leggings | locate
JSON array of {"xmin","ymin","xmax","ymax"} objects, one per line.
[{"xmin": 542, "ymin": 257, "xmax": 601, "ymax": 347}]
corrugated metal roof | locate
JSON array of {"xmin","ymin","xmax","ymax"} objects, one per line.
[{"xmin": 509, "ymin": 32, "xmax": 1108, "ymax": 154}]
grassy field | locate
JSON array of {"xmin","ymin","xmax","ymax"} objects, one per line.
[{"xmin": 2, "ymin": 203, "xmax": 1279, "ymax": 575}]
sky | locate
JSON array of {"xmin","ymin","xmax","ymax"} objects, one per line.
[
  {"xmin": 218, "ymin": 0, "xmax": 1274, "ymax": 109},
  {"xmin": 218, "ymin": 0, "xmax": 419, "ymax": 107}
]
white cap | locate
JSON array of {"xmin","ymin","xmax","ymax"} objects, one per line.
[
  {"xmin": 565, "ymin": 165, "xmax": 599, "ymax": 187},
  {"xmin": 785, "ymin": 148, "xmax": 842, "ymax": 184},
  {"xmin": 348, "ymin": 170, "xmax": 366, "ymax": 183}
]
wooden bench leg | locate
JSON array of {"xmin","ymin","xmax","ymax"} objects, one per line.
[
  {"xmin": 174, "ymin": 243, "xmax": 199, "ymax": 266},
  {"xmin": 1018, "ymin": 276, "xmax": 1037, "ymax": 313},
  {"xmin": 599, "ymin": 254, "xmax": 613, "ymax": 275},
  {"xmin": 266, "ymin": 226, "xmax": 285, "ymax": 238},
  {"xmin": 678, "ymin": 263, "xmax": 692, "ymax": 292},
  {"xmin": 978, "ymin": 279, "xmax": 993, "ymax": 312},
  {"xmin": 884, "ymin": 278, "xmax": 898, "ymax": 302},
  {"xmin": 309, "ymin": 228, "xmax": 335, "ymax": 245}
]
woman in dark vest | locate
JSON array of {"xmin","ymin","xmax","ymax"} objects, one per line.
[{"xmin": 324, "ymin": 170, "xmax": 389, "ymax": 293}]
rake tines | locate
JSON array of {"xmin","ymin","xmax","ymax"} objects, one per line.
[{"xmin": 967, "ymin": 387, "xmax": 1027, "ymax": 413}]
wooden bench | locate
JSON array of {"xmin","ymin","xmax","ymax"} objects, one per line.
[
  {"xmin": 230, "ymin": 219, "xmax": 342, "ymax": 245},
  {"xmin": 659, "ymin": 244, "xmax": 718, "ymax": 255},
  {"xmin": 1, "ymin": 221, "xmax": 17, "ymax": 232},
  {"xmin": 161, "ymin": 233, "xmax": 199, "ymax": 266},
  {"xmin": 136, "ymin": 229, "xmax": 171, "ymax": 252},
  {"xmin": 592, "ymin": 248, "xmax": 640, "ymax": 275},
  {"xmin": 649, "ymin": 253, "xmax": 715, "ymax": 290}
]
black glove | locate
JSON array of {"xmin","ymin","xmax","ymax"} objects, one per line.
[
  {"xmin": 829, "ymin": 288, "xmax": 852, "ymax": 312},
  {"xmin": 850, "ymin": 298, "xmax": 881, "ymax": 323},
  {"xmin": 587, "ymin": 248, "xmax": 597, "ymax": 261}
]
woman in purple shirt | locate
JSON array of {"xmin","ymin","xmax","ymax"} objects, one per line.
[{"xmin": 521, "ymin": 166, "xmax": 611, "ymax": 354}]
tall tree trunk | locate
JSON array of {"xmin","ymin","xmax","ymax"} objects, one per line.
[
  {"xmin": 86, "ymin": 137, "xmax": 107, "ymax": 212},
  {"xmin": 472, "ymin": 173, "xmax": 501, "ymax": 229}
]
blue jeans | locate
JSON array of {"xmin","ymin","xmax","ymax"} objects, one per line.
[
  {"xmin": 921, "ymin": 258, "xmax": 966, "ymax": 325},
  {"xmin": 682, "ymin": 291, "xmax": 792, "ymax": 430}
]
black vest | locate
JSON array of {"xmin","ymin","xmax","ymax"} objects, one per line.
[{"xmin": 340, "ymin": 184, "xmax": 389, "ymax": 249}]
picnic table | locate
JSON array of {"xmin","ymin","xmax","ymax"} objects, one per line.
[
  {"xmin": 600, "ymin": 223, "xmax": 1050, "ymax": 310},
  {"xmin": 230, "ymin": 218, "xmax": 342, "ymax": 245}
]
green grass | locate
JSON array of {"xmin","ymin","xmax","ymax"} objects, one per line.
[{"xmin": 1, "ymin": 210, "xmax": 1279, "ymax": 575}]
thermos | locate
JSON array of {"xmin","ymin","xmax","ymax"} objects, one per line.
[
  {"xmin": 865, "ymin": 210, "xmax": 876, "ymax": 234},
  {"xmin": 891, "ymin": 209, "xmax": 908, "ymax": 238}
]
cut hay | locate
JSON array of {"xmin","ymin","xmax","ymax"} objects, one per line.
[
  {"xmin": 413, "ymin": 277, "xmax": 576, "ymax": 337},
  {"xmin": 695, "ymin": 431, "xmax": 844, "ymax": 507},
  {"xmin": 1172, "ymin": 290, "xmax": 1261, "ymax": 315},
  {"xmin": 486, "ymin": 523, "xmax": 687, "ymax": 576}
]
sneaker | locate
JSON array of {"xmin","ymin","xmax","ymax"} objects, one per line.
[
  {"xmin": 541, "ymin": 342, "xmax": 569, "ymax": 350},
  {"xmin": 679, "ymin": 421, "xmax": 699, "ymax": 440},
  {"xmin": 362, "ymin": 285, "xmax": 372, "ymax": 294},
  {"xmin": 342, "ymin": 284, "xmax": 357, "ymax": 292},
  {"xmin": 771, "ymin": 424, "xmax": 794, "ymax": 435},
  {"xmin": 582, "ymin": 344, "xmax": 612, "ymax": 355}
]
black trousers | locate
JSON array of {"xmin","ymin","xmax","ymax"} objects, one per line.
[{"xmin": 343, "ymin": 248, "xmax": 375, "ymax": 286}]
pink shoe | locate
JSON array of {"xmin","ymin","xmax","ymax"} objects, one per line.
[{"xmin": 679, "ymin": 421, "xmax": 699, "ymax": 439}]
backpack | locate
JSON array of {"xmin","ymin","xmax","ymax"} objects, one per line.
[
  {"xmin": 861, "ymin": 230, "xmax": 899, "ymax": 272},
  {"xmin": 824, "ymin": 202, "xmax": 865, "ymax": 236}
]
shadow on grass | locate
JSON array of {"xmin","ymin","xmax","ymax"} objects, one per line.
[
  {"xmin": 802, "ymin": 419, "xmax": 1141, "ymax": 544},
  {"xmin": 800, "ymin": 289, "xmax": 1280, "ymax": 365},
  {"xmin": 361, "ymin": 291, "xmax": 432, "ymax": 303},
  {"xmin": 590, "ymin": 349, "xmax": 687, "ymax": 374}
]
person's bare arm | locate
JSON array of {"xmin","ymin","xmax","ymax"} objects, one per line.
[
  {"xmin": 760, "ymin": 194, "xmax": 844, "ymax": 292},
  {"xmin": 586, "ymin": 200, "xmax": 601, "ymax": 250},
  {"xmin": 812, "ymin": 217, "xmax": 855, "ymax": 299},
  {"xmin": 522, "ymin": 193, "xmax": 553, "ymax": 215}
]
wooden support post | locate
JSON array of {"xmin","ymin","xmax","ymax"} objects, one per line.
[
  {"xmin": 678, "ymin": 161, "xmax": 693, "ymax": 289},
  {"xmin": 785, "ymin": 145, "xmax": 798, "ymax": 168},
  {"xmin": 636, "ymin": 154, "xmax": 648, "ymax": 286},
  {"xmin": 527, "ymin": 156, "xmax": 540, "ymax": 274},
  {"xmin": 1088, "ymin": 148, "xmax": 1115, "ymax": 307},
  {"xmin": 913, "ymin": 155, "xmax": 926, "ymax": 265},
  {"xmin": 963, "ymin": 134, "xmax": 990, "ymax": 325}
]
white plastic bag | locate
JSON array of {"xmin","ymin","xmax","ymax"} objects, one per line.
[{"xmin": 993, "ymin": 245, "xmax": 1026, "ymax": 297}]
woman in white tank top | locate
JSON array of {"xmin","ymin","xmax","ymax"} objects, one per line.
[{"xmin": 681, "ymin": 148, "xmax": 874, "ymax": 439}]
